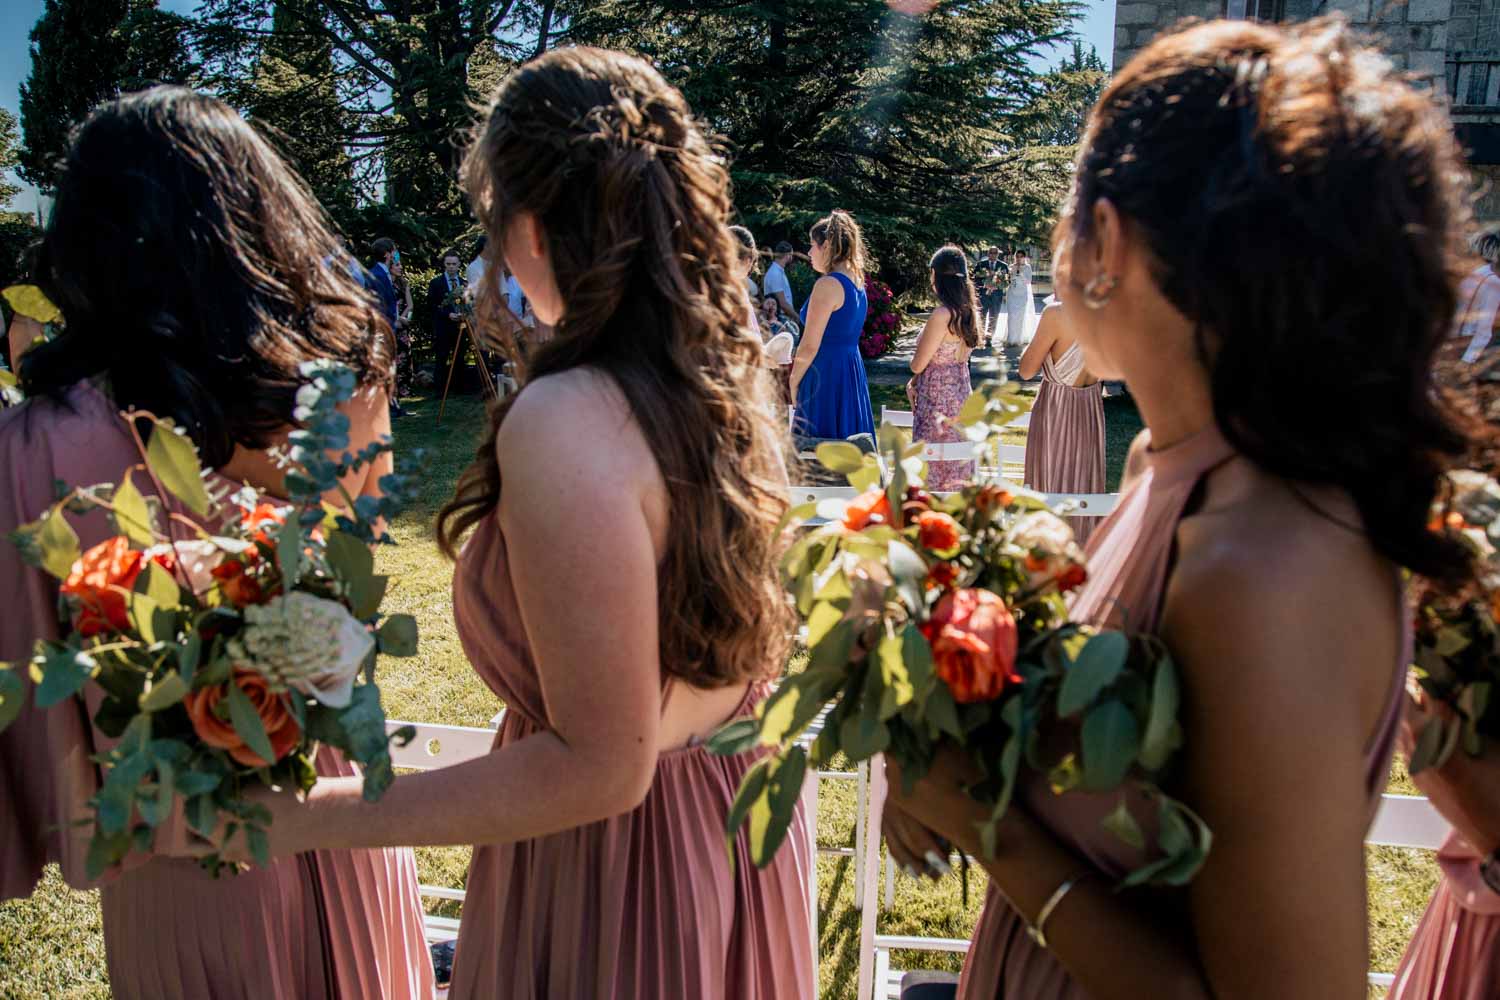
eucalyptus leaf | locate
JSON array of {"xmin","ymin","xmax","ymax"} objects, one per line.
[
  {"xmin": 849, "ymin": 462, "xmax": 882, "ymax": 493},
  {"xmin": 924, "ymin": 684, "xmax": 963, "ymax": 741},
  {"xmin": 903, "ymin": 624, "xmax": 935, "ymax": 698},
  {"xmin": 1057, "ymin": 631, "xmax": 1129, "ymax": 717},
  {"xmin": 1101, "ymin": 797, "xmax": 1146, "ymax": 851},
  {"xmin": 816, "ymin": 441, "xmax": 867, "ymax": 475},
  {"xmin": 111, "ymin": 473, "xmax": 159, "ymax": 546},
  {"xmin": 144, "ymin": 418, "xmax": 211, "ymax": 516},
  {"xmin": 37, "ymin": 512, "xmax": 80, "ymax": 581},
  {"xmin": 0, "ymin": 667, "xmax": 22, "ymax": 732},
  {"xmin": 139, "ymin": 672, "xmax": 190, "ymax": 712},
  {"xmin": 1138, "ymin": 658, "xmax": 1182, "ymax": 772},
  {"xmin": 139, "ymin": 559, "xmax": 181, "ymax": 610},
  {"xmin": 377, "ymin": 615, "xmax": 419, "ymax": 657},
  {"xmin": 276, "ymin": 516, "xmax": 302, "ymax": 590},
  {"xmin": 705, "ymin": 718, "xmax": 761, "ymax": 757},
  {"xmin": 35, "ymin": 647, "xmax": 97, "ymax": 708},
  {"xmin": 225, "ymin": 679, "xmax": 277, "ymax": 766},
  {"xmin": 751, "ymin": 746, "xmax": 809, "ymax": 867},
  {"xmin": 1080, "ymin": 699, "xmax": 1140, "ymax": 792},
  {"xmin": 1407, "ymin": 715, "xmax": 1448, "ymax": 775}
]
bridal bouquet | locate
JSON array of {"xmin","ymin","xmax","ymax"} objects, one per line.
[
  {"xmin": 712, "ymin": 380, "xmax": 1210, "ymax": 887},
  {"xmin": 1409, "ymin": 469, "xmax": 1500, "ymax": 772},
  {"xmin": 0, "ymin": 358, "xmax": 422, "ymax": 877}
]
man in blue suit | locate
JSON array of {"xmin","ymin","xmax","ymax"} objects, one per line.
[
  {"xmin": 367, "ymin": 237, "xmax": 404, "ymax": 416},
  {"xmin": 368, "ymin": 237, "xmax": 400, "ymax": 331}
]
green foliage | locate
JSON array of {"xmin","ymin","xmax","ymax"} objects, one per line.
[
  {"xmin": 568, "ymin": 0, "xmax": 1083, "ymax": 289},
  {"xmin": 19, "ymin": 0, "xmax": 197, "ymax": 190}
]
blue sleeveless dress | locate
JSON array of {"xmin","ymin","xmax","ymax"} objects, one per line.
[{"xmin": 795, "ymin": 272, "xmax": 875, "ymax": 440}]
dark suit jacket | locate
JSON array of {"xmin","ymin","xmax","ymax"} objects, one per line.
[
  {"xmin": 368, "ymin": 262, "xmax": 399, "ymax": 328},
  {"xmin": 429, "ymin": 273, "xmax": 466, "ymax": 344}
]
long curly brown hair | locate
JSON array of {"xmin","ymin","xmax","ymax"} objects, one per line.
[{"xmin": 437, "ymin": 47, "xmax": 793, "ymax": 688}]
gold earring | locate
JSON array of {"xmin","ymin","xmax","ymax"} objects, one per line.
[{"xmin": 1082, "ymin": 273, "xmax": 1118, "ymax": 310}]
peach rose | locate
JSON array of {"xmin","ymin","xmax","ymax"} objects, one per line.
[
  {"xmin": 184, "ymin": 669, "xmax": 302, "ymax": 768},
  {"xmin": 926, "ymin": 561, "xmax": 961, "ymax": 591},
  {"xmin": 212, "ymin": 559, "xmax": 268, "ymax": 608},
  {"xmin": 917, "ymin": 511, "xmax": 962, "ymax": 553},
  {"xmin": 60, "ymin": 536, "xmax": 176, "ymax": 637},
  {"xmin": 843, "ymin": 488, "xmax": 894, "ymax": 532},
  {"xmin": 242, "ymin": 502, "xmax": 290, "ymax": 547},
  {"xmin": 920, "ymin": 588, "xmax": 1019, "ymax": 704}
]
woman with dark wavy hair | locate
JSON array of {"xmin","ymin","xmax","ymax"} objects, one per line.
[
  {"xmin": 880, "ymin": 18, "xmax": 1482, "ymax": 999},
  {"xmin": 908, "ymin": 245, "xmax": 979, "ymax": 490},
  {"xmin": 239, "ymin": 47, "xmax": 814, "ymax": 998},
  {"xmin": 0, "ymin": 88, "xmax": 433, "ymax": 999}
]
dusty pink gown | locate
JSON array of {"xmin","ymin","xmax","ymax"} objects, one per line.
[
  {"xmin": 1023, "ymin": 338, "xmax": 1106, "ymax": 546},
  {"xmin": 448, "ymin": 513, "xmax": 816, "ymax": 999},
  {"xmin": 0, "ymin": 381, "xmax": 434, "ymax": 1000},
  {"xmin": 958, "ymin": 423, "xmax": 1408, "ymax": 998},
  {"xmin": 1390, "ymin": 834, "xmax": 1500, "ymax": 998}
]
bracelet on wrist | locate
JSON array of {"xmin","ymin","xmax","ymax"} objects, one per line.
[{"xmin": 1026, "ymin": 870, "xmax": 1095, "ymax": 950}]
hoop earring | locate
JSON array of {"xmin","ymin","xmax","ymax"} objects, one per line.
[{"xmin": 1082, "ymin": 274, "xmax": 1118, "ymax": 310}]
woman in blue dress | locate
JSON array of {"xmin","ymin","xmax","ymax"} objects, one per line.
[{"xmin": 790, "ymin": 210, "xmax": 875, "ymax": 440}]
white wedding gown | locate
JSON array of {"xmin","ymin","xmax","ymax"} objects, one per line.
[{"xmin": 1004, "ymin": 263, "xmax": 1037, "ymax": 347}]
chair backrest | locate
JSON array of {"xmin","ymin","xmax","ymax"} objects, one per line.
[
  {"xmin": 880, "ymin": 407, "xmax": 914, "ymax": 428},
  {"xmin": 388, "ymin": 720, "xmax": 495, "ymax": 770}
]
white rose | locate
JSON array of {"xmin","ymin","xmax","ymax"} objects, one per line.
[
  {"xmin": 232, "ymin": 591, "xmax": 373, "ymax": 709},
  {"xmin": 149, "ymin": 540, "xmax": 224, "ymax": 596},
  {"xmin": 1009, "ymin": 510, "xmax": 1076, "ymax": 553}
]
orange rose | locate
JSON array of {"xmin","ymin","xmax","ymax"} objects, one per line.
[
  {"xmin": 184, "ymin": 669, "xmax": 301, "ymax": 768},
  {"xmin": 212, "ymin": 559, "xmax": 267, "ymax": 608},
  {"xmin": 926, "ymin": 561, "xmax": 961, "ymax": 591},
  {"xmin": 242, "ymin": 502, "xmax": 289, "ymax": 546},
  {"xmin": 1058, "ymin": 563, "xmax": 1088, "ymax": 593},
  {"xmin": 60, "ymin": 537, "xmax": 176, "ymax": 637},
  {"xmin": 843, "ymin": 489, "xmax": 893, "ymax": 532},
  {"xmin": 920, "ymin": 588, "xmax": 1019, "ymax": 704},
  {"xmin": 917, "ymin": 511, "xmax": 962, "ymax": 552},
  {"xmin": 1489, "ymin": 588, "xmax": 1500, "ymax": 625},
  {"xmin": 974, "ymin": 486, "xmax": 1013, "ymax": 516}
]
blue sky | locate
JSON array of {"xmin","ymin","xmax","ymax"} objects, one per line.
[{"xmin": 0, "ymin": 0, "xmax": 1117, "ymax": 217}]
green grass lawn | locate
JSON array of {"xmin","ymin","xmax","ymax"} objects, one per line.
[{"xmin": 0, "ymin": 385, "xmax": 1436, "ymax": 999}]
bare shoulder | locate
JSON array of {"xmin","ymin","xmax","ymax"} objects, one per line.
[
  {"xmin": 810, "ymin": 274, "xmax": 846, "ymax": 306},
  {"xmin": 498, "ymin": 368, "xmax": 657, "ymax": 498},
  {"xmin": 1162, "ymin": 465, "xmax": 1399, "ymax": 737}
]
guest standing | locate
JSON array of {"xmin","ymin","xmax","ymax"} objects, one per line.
[
  {"xmin": 763, "ymin": 240, "xmax": 797, "ymax": 322},
  {"xmin": 881, "ymin": 19, "xmax": 1480, "ymax": 999},
  {"xmin": 367, "ymin": 238, "xmax": 400, "ymax": 331},
  {"xmin": 429, "ymin": 252, "xmax": 467, "ymax": 378},
  {"xmin": 790, "ymin": 210, "xmax": 875, "ymax": 441},
  {"xmin": 1003, "ymin": 248, "xmax": 1036, "ymax": 347},
  {"xmin": 0, "ymin": 86, "xmax": 433, "ymax": 1000},
  {"xmin": 729, "ymin": 224, "xmax": 763, "ymax": 338},
  {"xmin": 465, "ymin": 234, "xmax": 488, "ymax": 289},
  {"xmin": 1452, "ymin": 231, "xmax": 1500, "ymax": 364},
  {"xmin": 908, "ymin": 246, "xmax": 978, "ymax": 491},
  {"xmin": 231, "ymin": 47, "xmax": 815, "ymax": 1000},
  {"xmin": 1018, "ymin": 299, "xmax": 1106, "ymax": 544}
]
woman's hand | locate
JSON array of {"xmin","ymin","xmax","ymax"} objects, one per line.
[
  {"xmin": 1404, "ymin": 687, "xmax": 1500, "ymax": 855},
  {"xmin": 905, "ymin": 378, "xmax": 916, "ymax": 406},
  {"xmin": 885, "ymin": 749, "xmax": 994, "ymax": 862}
]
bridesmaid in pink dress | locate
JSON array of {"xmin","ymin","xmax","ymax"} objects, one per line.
[
  {"xmin": 909, "ymin": 246, "xmax": 979, "ymax": 492},
  {"xmin": 1019, "ymin": 301, "xmax": 1106, "ymax": 545},
  {"xmin": 239, "ymin": 48, "xmax": 815, "ymax": 999},
  {"xmin": 0, "ymin": 89, "xmax": 433, "ymax": 999},
  {"xmin": 878, "ymin": 19, "xmax": 1485, "ymax": 999}
]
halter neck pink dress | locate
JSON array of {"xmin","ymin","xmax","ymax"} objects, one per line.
[
  {"xmin": 0, "ymin": 382, "xmax": 434, "ymax": 999},
  {"xmin": 1389, "ymin": 835, "xmax": 1500, "ymax": 997},
  {"xmin": 958, "ymin": 423, "xmax": 1409, "ymax": 999},
  {"xmin": 448, "ymin": 512, "xmax": 815, "ymax": 999},
  {"xmin": 1023, "ymin": 338, "xmax": 1106, "ymax": 546}
]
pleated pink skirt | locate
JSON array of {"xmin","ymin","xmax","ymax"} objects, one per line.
[
  {"xmin": 99, "ymin": 746, "xmax": 436, "ymax": 1000},
  {"xmin": 449, "ymin": 710, "xmax": 816, "ymax": 999},
  {"xmin": 1390, "ymin": 839, "xmax": 1500, "ymax": 1000},
  {"xmin": 1023, "ymin": 379, "xmax": 1106, "ymax": 545}
]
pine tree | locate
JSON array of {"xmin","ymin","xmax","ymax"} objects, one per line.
[
  {"xmin": 18, "ymin": 0, "xmax": 196, "ymax": 191},
  {"xmin": 564, "ymin": 0, "xmax": 1083, "ymax": 286},
  {"xmin": 1025, "ymin": 40, "xmax": 1108, "ymax": 147}
]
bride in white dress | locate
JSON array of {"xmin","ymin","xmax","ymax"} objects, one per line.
[{"xmin": 1003, "ymin": 249, "xmax": 1037, "ymax": 347}]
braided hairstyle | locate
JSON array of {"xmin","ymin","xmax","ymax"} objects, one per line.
[
  {"xmin": 1060, "ymin": 16, "xmax": 1484, "ymax": 583},
  {"xmin": 438, "ymin": 47, "xmax": 793, "ymax": 688},
  {"xmin": 810, "ymin": 209, "xmax": 868, "ymax": 280},
  {"xmin": 929, "ymin": 245, "xmax": 979, "ymax": 348},
  {"xmin": 22, "ymin": 87, "xmax": 390, "ymax": 467}
]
